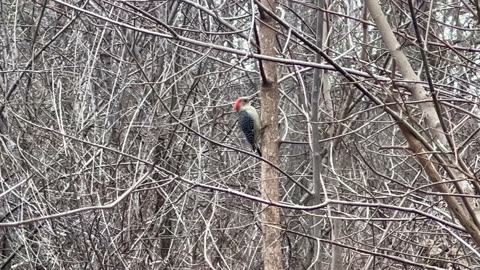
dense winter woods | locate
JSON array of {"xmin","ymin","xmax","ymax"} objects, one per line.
[{"xmin": 1, "ymin": 0, "xmax": 480, "ymax": 269}]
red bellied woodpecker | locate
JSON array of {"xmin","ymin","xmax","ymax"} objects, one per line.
[{"xmin": 233, "ymin": 97, "xmax": 262, "ymax": 156}]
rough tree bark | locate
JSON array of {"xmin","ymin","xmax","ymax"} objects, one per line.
[{"xmin": 257, "ymin": 0, "xmax": 283, "ymax": 269}]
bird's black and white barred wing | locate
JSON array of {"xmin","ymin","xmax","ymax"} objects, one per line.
[{"xmin": 238, "ymin": 111, "xmax": 256, "ymax": 147}]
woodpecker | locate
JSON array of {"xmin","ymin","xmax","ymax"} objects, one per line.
[{"xmin": 233, "ymin": 97, "xmax": 262, "ymax": 156}]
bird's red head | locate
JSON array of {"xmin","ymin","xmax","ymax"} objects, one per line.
[
  {"xmin": 233, "ymin": 99, "xmax": 242, "ymax": 112},
  {"xmin": 233, "ymin": 98, "xmax": 249, "ymax": 112}
]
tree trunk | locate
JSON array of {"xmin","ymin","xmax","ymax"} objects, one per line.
[
  {"xmin": 310, "ymin": 1, "xmax": 325, "ymax": 269},
  {"xmin": 257, "ymin": 1, "xmax": 283, "ymax": 269},
  {"xmin": 365, "ymin": 0, "xmax": 480, "ymax": 245}
]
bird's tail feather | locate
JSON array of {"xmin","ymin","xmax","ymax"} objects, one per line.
[{"xmin": 254, "ymin": 143, "xmax": 262, "ymax": 157}]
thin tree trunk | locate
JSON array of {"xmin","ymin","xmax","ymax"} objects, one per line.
[
  {"xmin": 310, "ymin": 1, "xmax": 325, "ymax": 269},
  {"xmin": 365, "ymin": 0, "xmax": 480, "ymax": 245},
  {"xmin": 257, "ymin": 1, "xmax": 283, "ymax": 269}
]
